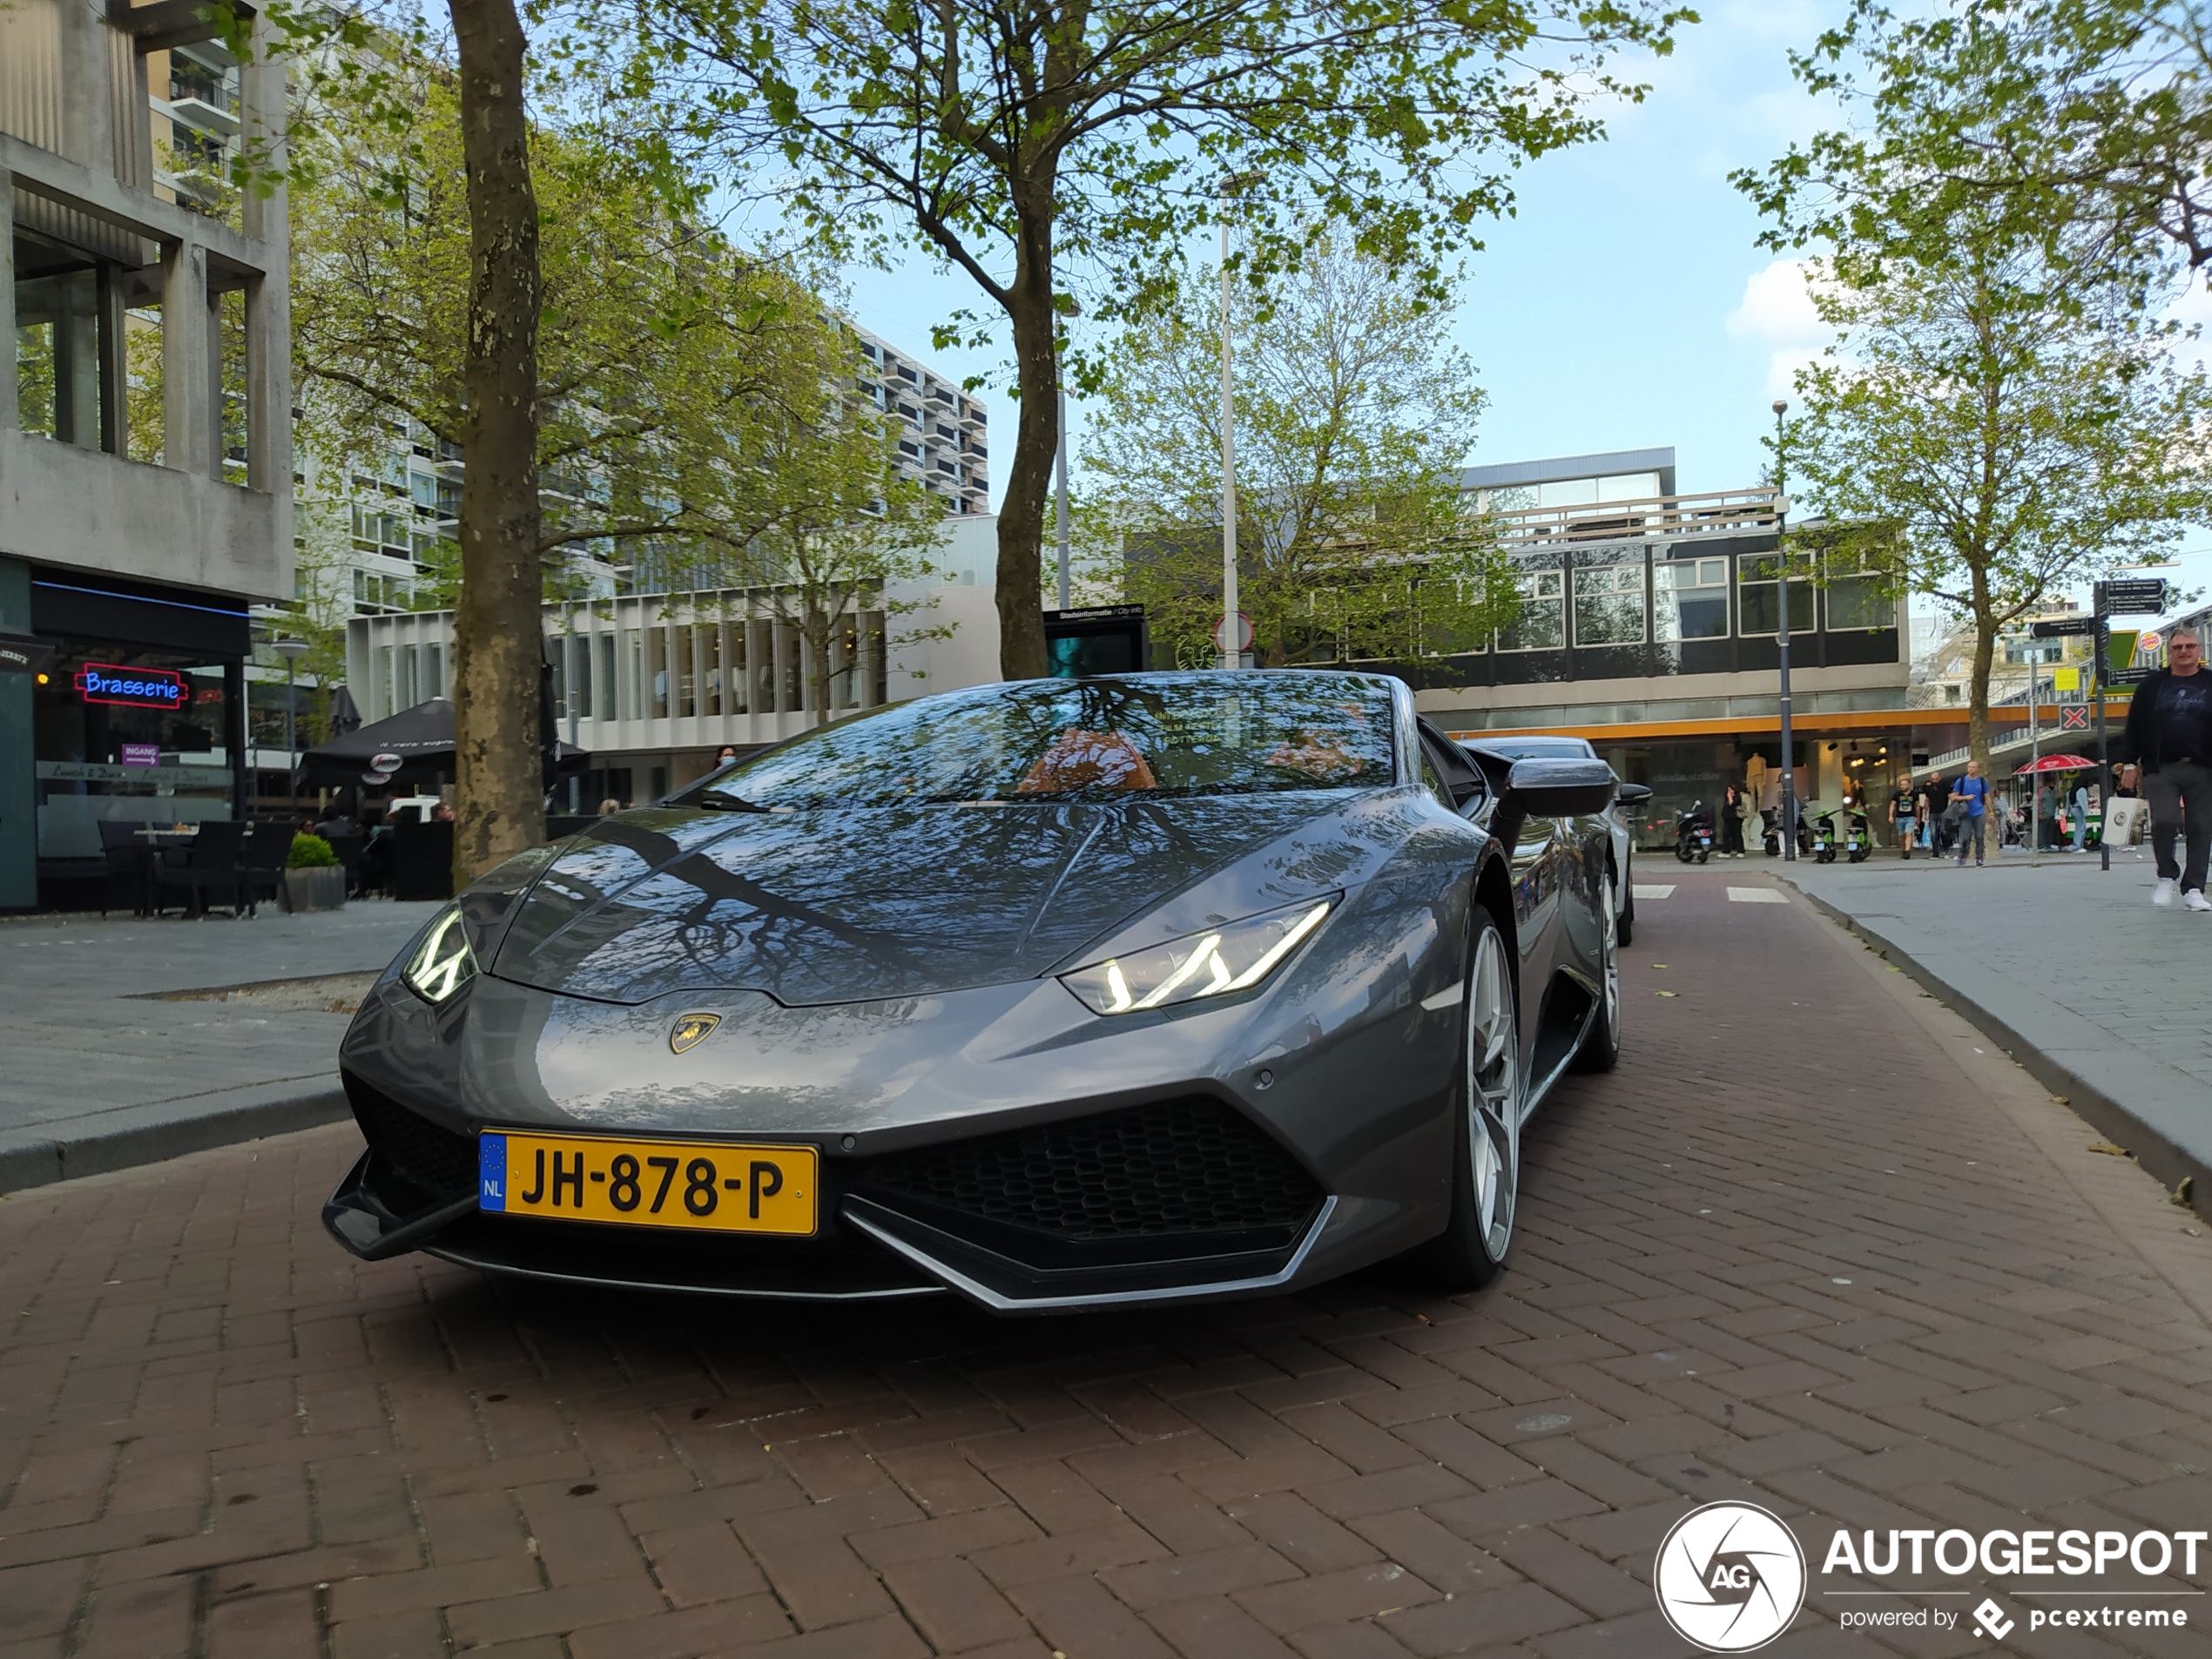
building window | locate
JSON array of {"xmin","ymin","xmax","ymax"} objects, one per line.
[
  {"xmin": 1824, "ymin": 553, "xmax": 1893, "ymax": 631},
  {"xmin": 1497, "ymin": 566, "xmax": 1564, "ymax": 651},
  {"xmin": 1655, "ymin": 556, "xmax": 1730, "ymax": 641},
  {"xmin": 1737, "ymin": 552, "xmax": 1814, "ymax": 636},
  {"xmin": 1572, "ymin": 556, "xmax": 1645, "ymax": 646}
]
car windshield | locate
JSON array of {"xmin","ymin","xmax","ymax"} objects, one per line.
[{"xmin": 688, "ymin": 673, "xmax": 1400, "ymax": 808}]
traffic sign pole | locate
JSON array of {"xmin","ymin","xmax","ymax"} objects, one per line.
[{"xmin": 2095, "ymin": 604, "xmax": 2112, "ymax": 873}]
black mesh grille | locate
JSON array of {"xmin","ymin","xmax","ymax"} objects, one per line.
[
  {"xmin": 863, "ymin": 1099, "xmax": 1321, "ymax": 1240},
  {"xmin": 345, "ymin": 1074, "xmax": 477, "ymax": 1199}
]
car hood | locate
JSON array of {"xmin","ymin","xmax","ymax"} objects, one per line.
[{"xmin": 488, "ymin": 794, "xmax": 1370, "ymax": 1006}]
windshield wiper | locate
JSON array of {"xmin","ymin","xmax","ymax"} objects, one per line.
[{"xmin": 695, "ymin": 791, "xmax": 773, "ymax": 813}]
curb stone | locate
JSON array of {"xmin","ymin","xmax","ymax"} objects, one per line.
[
  {"xmin": 0, "ymin": 1084, "xmax": 353, "ymax": 1195},
  {"xmin": 1784, "ymin": 878, "xmax": 2208, "ymax": 1222}
]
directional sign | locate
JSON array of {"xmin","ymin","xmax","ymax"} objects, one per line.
[
  {"xmin": 2105, "ymin": 666, "xmax": 2155, "ymax": 685},
  {"xmin": 2032, "ymin": 617, "xmax": 2099, "ymax": 638},
  {"xmin": 2060, "ymin": 706, "xmax": 2091, "ymax": 731},
  {"xmin": 2097, "ymin": 577, "xmax": 2168, "ymax": 615}
]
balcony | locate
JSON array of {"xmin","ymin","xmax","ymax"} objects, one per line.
[{"xmin": 1487, "ymin": 487, "xmax": 1780, "ymax": 547}]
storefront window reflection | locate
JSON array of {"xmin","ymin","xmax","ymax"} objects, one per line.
[
  {"xmin": 32, "ymin": 644, "xmax": 233, "ymax": 858},
  {"xmin": 1497, "ymin": 560, "xmax": 1564, "ymax": 651},
  {"xmin": 1655, "ymin": 556, "xmax": 1730, "ymax": 640},
  {"xmin": 1737, "ymin": 552, "xmax": 1814, "ymax": 636},
  {"xmin": 1572, "ymin": 555, "xmax": 1646, "ymax": 645}
]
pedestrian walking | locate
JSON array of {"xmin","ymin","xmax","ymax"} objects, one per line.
[
  {"xmin": 1719, "ymin": 783, "xmax": 1748, "ymax": 858},
  {"xmin": 1949, "ymin": 760, "xmax": 1990, "ymax": 866},
  {"xmin": 1890, "ymin": 788, "xmax": 1917, "ymax": 858},
  {"xmin": 2070, "ymin": 776, "xmax": 2092, "ymax": 853},
  {"xmin": 2114, "ymin": 623, "xmax": 2212, "ymax": 909},
  {"xmin": 1927, "ymin": 773, "xmax": 1951, "ymax": 855}
]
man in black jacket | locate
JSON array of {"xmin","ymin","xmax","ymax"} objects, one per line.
[{"xmin": 2114, "ymin": 624, "xmax": 2212, "ymax": 909}]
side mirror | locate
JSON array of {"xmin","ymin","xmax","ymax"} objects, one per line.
[
  {"xmin": 1615, "ymin": 783, "xmax": 1653, "ymax": 807},
  {"xmin": 1501, "ymin": 759, "xmax": 1621, "ymax": 822}
]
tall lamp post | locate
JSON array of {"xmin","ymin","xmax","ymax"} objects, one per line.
[
  {"xmin": 1217, "ymin": 174, "xmax": 1258, "ymax": 669},
  {"xmin": 1771, "ymin": 400, "xmax": 1797, "ymax": 860},
  {"xmin": 274, "ymin": 637, "xmax": 310, "ymax": 817}
]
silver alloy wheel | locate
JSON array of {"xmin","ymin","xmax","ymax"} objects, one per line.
[
  {"xmin": 1467, "ymin": 925, "xmax": 1521, "ymax": 1262},
  {"xmin": 1599, "ymin": 882, "xmax": 1621, "ymax": 1047}
]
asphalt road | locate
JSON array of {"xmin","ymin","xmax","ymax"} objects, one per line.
[{"xmin": 2, "ymin": 867, "xmax": 2208, "ymax": 1657}]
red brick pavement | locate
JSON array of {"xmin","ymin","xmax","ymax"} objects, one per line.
[{"xmin": 3, "ymin": 871, "xmax": 2209, "ymax": 1657}]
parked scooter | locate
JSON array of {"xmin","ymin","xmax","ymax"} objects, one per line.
[
  {"xmin": 1676, "ymin": 804, "xmax": 1715, "ymax": 865},
  {"xmin": 1810, "ymin": 805, "xmax": 1839, "ymax": 863},
  {"xmin": 1842, "ymin": 806, "xmax": 1872, "ymax": 862},
  {"xmin": 1759, "ymin": 806, "xmax": 1781, "ymax": 856}
]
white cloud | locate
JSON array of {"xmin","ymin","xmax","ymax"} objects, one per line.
[{"xmin": 1727, "ymin": 258, "xmax": 1829, "ymax": 395}]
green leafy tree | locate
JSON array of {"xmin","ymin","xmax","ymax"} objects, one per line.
[
  {"xmin": 1078, "ymin": 245, "xmax": 1514, "ymax": 670},
  {"xmin": 1776, "ymin": 229, "xmax": 2212, "ymax": 774},
  {"xmin": 590, "ymin": 0, "xmax": 1689, "ymax": 679},
  {"xmin": 1738, "ymin": 0, "xmax": 2212, "ymax": 296}
]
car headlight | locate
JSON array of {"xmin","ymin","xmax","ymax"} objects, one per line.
[
  {"xmin": 402, "ymin": 906, "xmax": 477, "ymax": 1003},
  {"xmin": 1059, "ymin": 897, "xmax": 1334, "ymax": 1015}
]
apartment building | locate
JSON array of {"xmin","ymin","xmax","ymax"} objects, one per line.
[
  {"xmin": 1, "ymin": 0, "xmax": 292, "ymax": 907},
  {"xmin": 853, "ymin": 325, "xmax": 990, "ymax": 521}
]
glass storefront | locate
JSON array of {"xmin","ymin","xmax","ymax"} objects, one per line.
[{"xmin": 32, "ymin": 640, "xmax": 237, "ymax": 859}]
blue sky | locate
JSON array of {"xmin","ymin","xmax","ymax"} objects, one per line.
[
  {"xmin": 840, "ymin": 0, "xmax": 1843, "ymax": 505},
  {"xmin": 835, "ymin": 2, "xmax": 2212, "ymax": 620}
]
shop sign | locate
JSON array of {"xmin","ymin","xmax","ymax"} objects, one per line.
[
  {"xmin": 34, "ymin": 760, "xmax": 229, "ymax": 785},
  {"xmin": 74, "ymin": 663, "xmax": 187, "ymax": 710},
  {"xmin": 119, "ymin": 743, "xmax": 161, "ymax": 766},
  {"xmin": 0, "ymin": 632, "xmax": 58, "ymax": 678}
]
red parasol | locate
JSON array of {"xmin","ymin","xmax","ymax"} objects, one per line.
[{"xmin": 2014, "ymin": 753, "xmax": 2096, "ymax": 774}]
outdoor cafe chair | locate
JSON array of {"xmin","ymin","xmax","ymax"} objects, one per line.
[
  {"xmin": 240, "ymin": 825, "xmax": 291, "ymax": 917},
  {"xmin": 154, "ymin": 819, "xmax": 251, "ymax": 918}
]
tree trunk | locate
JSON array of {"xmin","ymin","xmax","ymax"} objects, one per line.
[
  {"xmin": 995, "ymin": 212, "xmax": 1055, "ymax": 682},
  {"xmin": 1967, "ymin": 593, "xmax": 1995, "ymax": 779},
  {"xmin": 804, "ymin": 604, "xmax": 834, "ymax": 726},
  {"xmin": 448, "ymin": 0, "xmax": 543, "ymax": 885}
]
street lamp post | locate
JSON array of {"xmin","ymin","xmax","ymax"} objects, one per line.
[
  {"xmin": 1217, "ymin": 175, "xmax": 1258, "ymax": 669},
  {"xmin": 1055, "ymin": 383, "xmax": 1072, "ymax": 612},
  {"xmin": 274, "ymin": 637, "xmax": 310, "ymax": 817},
  {"xmin": 1772, "ymin": 400, "xmax": 1796, "ymax": 861}
]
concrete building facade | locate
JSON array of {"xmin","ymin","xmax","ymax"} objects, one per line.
[{"xmin": 1, "ymin": 0, "xmax": 293, "ymax": 907}]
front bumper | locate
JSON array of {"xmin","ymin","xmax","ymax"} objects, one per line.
[{"xmin": 322, "ymin": 1076, "xmax": 1344, "ymax": 1312}]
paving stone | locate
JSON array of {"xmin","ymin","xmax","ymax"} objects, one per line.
[{"xmin": 1, "ymin": 870, "xmax": 2207, "ymax": 1658}]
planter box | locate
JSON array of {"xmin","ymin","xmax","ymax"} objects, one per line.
[{"xmin": 285, "ymin": 867, "xmax": 347, "ymax": 912}]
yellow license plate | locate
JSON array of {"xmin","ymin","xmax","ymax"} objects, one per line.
[{"xmin": 478, "ymin": 1130, "xmax": 818, "ymax": 1236}]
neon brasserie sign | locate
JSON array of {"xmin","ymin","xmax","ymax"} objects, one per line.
[{"xmin": 74, "ymin": 664, "xmax": 187, "ymax": 710}]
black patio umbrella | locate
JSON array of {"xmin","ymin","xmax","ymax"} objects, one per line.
[
  {"xmin": 327, "ymin": 685, "xmax": 362, "ymax": 737},
  {"xmin": 302, "ymin": 698, "xmax": 588, "ymax": 789}
]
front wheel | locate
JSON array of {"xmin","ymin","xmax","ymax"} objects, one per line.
[
  {"xmin": 1404, "ymin": 907, "xmax": 1521, "ymax": 1290},
  {"xmin": 1676, "ymin": 844, "xmax": 1695, "ymax": 864}
]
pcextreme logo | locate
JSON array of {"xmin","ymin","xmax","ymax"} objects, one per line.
[{"xmin": 1654, "ymin": 1502, "xmax": 1808, "ymax": 1652}]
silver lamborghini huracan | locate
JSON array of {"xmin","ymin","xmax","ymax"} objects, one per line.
[{"xmin": 322, "ymin": 671, "xmax": 1624, "ymax": 1312}]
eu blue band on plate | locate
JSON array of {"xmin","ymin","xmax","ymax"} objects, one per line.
[{"xmin": 479, "ymin": 1132, "xmax": 508, "ymax": 1211}]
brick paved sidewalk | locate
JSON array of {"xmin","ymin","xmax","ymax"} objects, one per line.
[{"xmin": 2, "ymin": 875, "xmax": 2208, "ymax": 1657}]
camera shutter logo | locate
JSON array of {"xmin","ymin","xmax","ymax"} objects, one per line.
[{"xmin": 1654, "ymin": 1502, "xmax": 1806, "ymax": 1652}]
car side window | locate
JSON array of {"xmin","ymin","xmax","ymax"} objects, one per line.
[{"xmin": 1418, "ymin": 747, "xmax": 1453, "ymax": 810}]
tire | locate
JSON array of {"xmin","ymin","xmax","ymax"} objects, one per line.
[
  {"xmin": 1573, "ymin": 878, "xmax": 1621, "ymax": 1074},
  {"xmin": 1676, "ymin": 845, "xmax": 1694, "ymax": 864},
  {"xmin": 1696, "ymin": 850, "xmax": 1709, "ymax": 865},
  {"xmin": 1404, "ymin": 906, "xmax": 1522, "ymax": 1290},
  {"xmin": 1617, "ymin": 892, "xmax": 1635, "ymax": 949}
]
